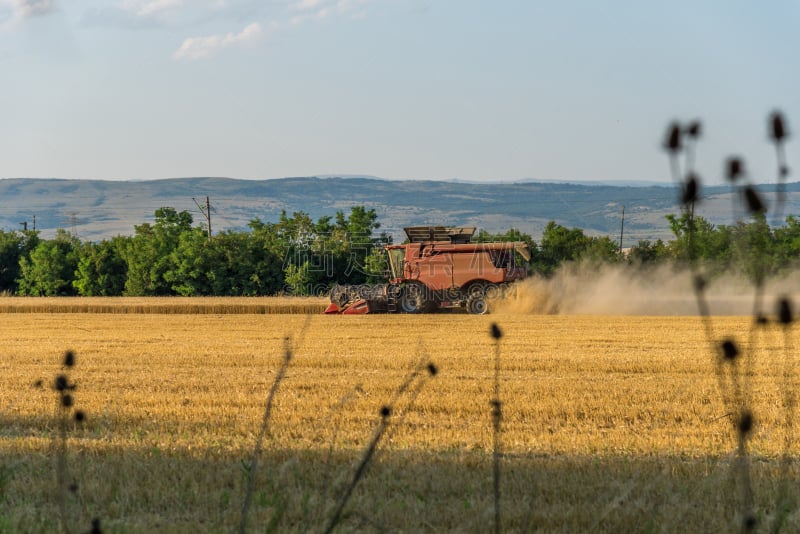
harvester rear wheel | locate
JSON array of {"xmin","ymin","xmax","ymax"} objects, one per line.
[{"xmin": 466, "ymin": 294, "xmax": 489, "ymax": 315}]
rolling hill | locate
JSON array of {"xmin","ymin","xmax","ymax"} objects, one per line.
[{"xmin": 1, "ymin": 176, "xmax": 797, "ymax": 245}]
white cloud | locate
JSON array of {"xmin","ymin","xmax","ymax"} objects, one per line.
[
  {"xmin": 172, "ymin": 21, "xmax": 262, "ymax": 60},
  {"xmin": 83, "ymin": 0, "xmax": 241, "ymax": 29},
  {"xmin": 290, "ymin": 0, "xmax": 325, "ymax": 11},
  {"xmin": 1, "ymin": 0, "xmax": 57, "ymax": 22},
  {"xmin": 336, "ymin": 0, "xmax": 368, "ymax": 11},
  {"xmin": 17, "ymin": 0, "xmax": 55, "ymax": 17},
  {"xmin": 120, "ymin": 0, "xmax": 183, "ymax": 18},
  {"xmin": 288, "ymin": 0, "xmax": 369, "ymax": 26}
]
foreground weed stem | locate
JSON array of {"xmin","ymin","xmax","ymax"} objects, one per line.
[
  {"xmin": 239, "ymin": 338, "xmax": 292, "ymax": 534},
  {"xmin": 490, "ymin": 323, "xmax": 503, "ymax": 534},
  {"xmin": 324, "ymin": 407, "xmax": 391, "ymax": 534}
]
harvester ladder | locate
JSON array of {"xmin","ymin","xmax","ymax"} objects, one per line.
[{"xmin": 386, "ymin": 287, "xmax": 397, "ymax": 313}]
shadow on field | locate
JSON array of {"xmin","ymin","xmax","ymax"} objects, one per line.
[{"xmin": 1, "ymin": 444, "xmax": 798, "ymax": 532}]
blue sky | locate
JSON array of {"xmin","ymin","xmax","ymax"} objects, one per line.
[{"xmin": 1, "ymin": 0, "xmax": 797, "ymax": 185}]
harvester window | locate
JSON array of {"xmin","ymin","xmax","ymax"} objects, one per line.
[
  {"xmin": 489, "ymin": 250, "xmax": 511, "ymax": 269},
  {"xmin": 388, "ymin": 249, "xmax": 405, "ymax": 279}
]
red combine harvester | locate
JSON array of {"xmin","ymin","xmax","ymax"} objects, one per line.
[{"xmin": 324, "ymin": 226, "xmax": 531, "ymax": 315}]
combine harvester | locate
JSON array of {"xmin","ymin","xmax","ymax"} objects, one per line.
[{"xmin": 324, "ymin": 226, "xmax": 531, "ymax": 315}]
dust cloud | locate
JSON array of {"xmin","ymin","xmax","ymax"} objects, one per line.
[{"xmin": 492, "ymin": 264, "xmax": 800, "ymax": 316}]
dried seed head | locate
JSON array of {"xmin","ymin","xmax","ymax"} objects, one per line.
[
  {"xmin": 664, "ymin": 122, "xmax": 682, "ymax": 153},
  {"xmin": 490, "ymin": 323, "xmax": 502, "ymax": 340},
  {"xmin": 770, "ymin": 111, "xmax": 787, "ymax": 142},
  {"xmin": 55, "ymin": 374, "xmax": 68, "ymax": 392},
  {"xmin": 63, "ymin": 350, "xmax": 75, "ymax": 368},
  {"xmin": 283, "ymin": 337, "xmax": 292, "ymax": 362},
  {"xmin": 380, "ymin": 405, "xmax": 391, "ymax": 418},
  {"xmin": 738, "ymin": 410, "xmax": 754, "ymax": 435},
  {"xmin": 427, "ymin": 362, "xmax": 438, "ymax": 376},
  {"xmin": 726, "ymin": 157, "xmax": 744, "ymax": 182},
  {"xmin": 74, "ymin": 410, "xmax": 86, "ymax": 423},
  {"xmin": 743, "ymin": 186, "xmax": 765, "ymax": 214},
  {"xmin": 91, "ymin": 518, "xmax": 103, "ymax": 534},
  {"xmin": 693, "ymin": 275, "xmax": 706, "ymax": 293},
  {"xmin": 61, "ymin": 393, "xmax": 74, "ymax": 408},
  {"xmin": 743, "ymin": 512, "xmax": 757, "ymax": 532},
  {"xmin": 685, "ymin": 120, "xmax": 702, "ymax": 138},
  {"xmin": 721, "ymin": 340, "xmax": 739, "ymax": 361},
  {"xmin": 682, "ymin": 174, "xmax": 699, "ymax": 204},
  {"xmin": 490, "ymin": 399, "xmax": 502, "ymax": 420},
  {"xmin": 778, "ymin": 297, "xmax": 793, "ymax": 325}
]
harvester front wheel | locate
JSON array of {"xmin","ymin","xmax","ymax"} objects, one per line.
[{"xmin": 398, "ymin": 282, "xmax": 433, "ymax": 313}]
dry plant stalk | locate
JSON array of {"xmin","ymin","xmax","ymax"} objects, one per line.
[
  {"xmin": 662, "ymin": 111, "xmax": 793, "ymax": 532},
  {"xmin": 240, "ymin": 315, "xmax": 310, "ymax": 533}
]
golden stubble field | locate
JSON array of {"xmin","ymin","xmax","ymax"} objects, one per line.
[{"xmin": 1, "ymin": 298, "xmax": 799, "ymax": 532}]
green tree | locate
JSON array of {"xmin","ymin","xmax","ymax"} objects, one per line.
[
  {"xmin": 0, "ymin": 230, "xmax": 22, "ymax": 293},
  {"xmin": 329, "ymin": 206, "xmax": 384, "ymax": 285},
  {"xmin": 581, "ymin": 236, "xmax": 622, "ymax": 264},
  {"xmin": 247, "ymin": 219, "xmax": 294, "ymax": 294},
  {"xmin": 0, "ymin": 229, "xmax": 40, "ymax": 294},
  {"xmin": 73, "ymin": 238, "xmax": 127, "ymax": 296},
  {"xmin": 665, "ymin": 213, "xmax": 732, "ymax": 266},
  {"xmin": 535, "ymin": 222, "xmax": 591, "ymax": 276},
  {"xmin": 17, "ymin": 230, "xmax": 80, "ymax": 296},
  {"xmin": 272, "ymin": 210, "xmax": 325, "ymax": 292},
  {"xmin": 164, "ymin": 228, "xmax": 273, "ymax": 296},
  {"xmin": 284, "ymin": 261, "xmax": 312, "ymax": 295},
  {"xmin": 206, "ymin": 231, "xmax": 277, "ymax": 296},
  {"xmin": 773, "ymin": 215, "xmax": 800, "ymax": 268},
  {"xmin": 265, "ymin": 207, "xmax": 383, "ymax": 291},
  {"xmin": 730, "ymin": 213, "xmax": 775, "ymax": 284},
  {"xmin": 627, "ymin": 239, "xmax": 668, "ymax": 264},
  {"xmin": 164, "ymin": 228, "xmax": 214, "ymax": 296},
  {"xmin": 363, "ymin": 246, "xmax": 389, "ymax": 283},
  {"xmin": 120, "ymin": 208, "xmax": 194, "ymax": 295}
]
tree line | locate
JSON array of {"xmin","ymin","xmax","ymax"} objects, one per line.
[{"xmin": 1, "ymin": 206, "xmax": 798, "ymax": 297}]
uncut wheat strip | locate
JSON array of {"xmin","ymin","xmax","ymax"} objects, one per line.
[{"xmin": 0, "ymin": 297, "xmax": 327, "ymax": 314}]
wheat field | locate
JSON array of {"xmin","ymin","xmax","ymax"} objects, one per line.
[{"xmin": 1, "ymin": 300, "xmax": 799, "ymax": 532}]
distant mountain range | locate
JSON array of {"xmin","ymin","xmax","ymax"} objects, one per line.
[{"xmin": 1, "ymin": 176, "xmax": 798, "ymax": 246}]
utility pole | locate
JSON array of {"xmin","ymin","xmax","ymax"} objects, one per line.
[
  {"xmin": 193, "ymin": 196, "xmax": 212, "ymax": 241},
  {"xmin": 67, "ymin": 211, "xmax": 79, "ymax": 236},
  {"xmin": 19, "ymin": 216, "xmax": 36, "ymax": 233},
  {"xmin": 618, "ymin": 205, "xmax": 625, "ymax": 253},
  {"xmin": 206, "ymin": 196, "xmax": 211, "ymax": 240}
]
